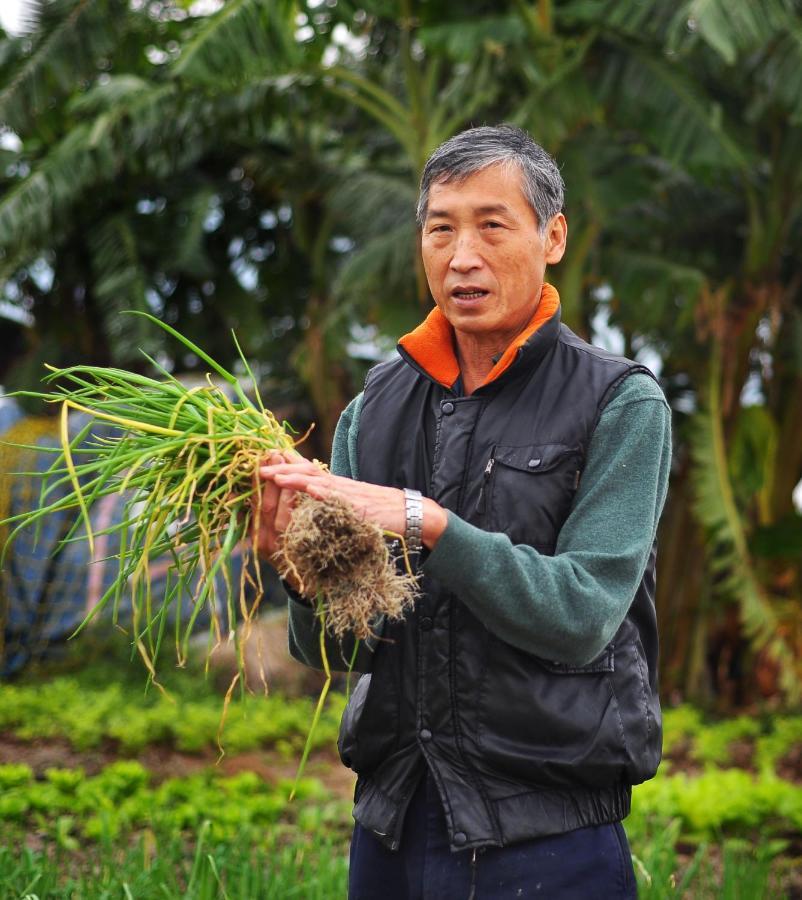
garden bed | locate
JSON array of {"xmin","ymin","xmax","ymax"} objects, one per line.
[{"xmin": 1, "ymin": 658, "xmax": 800, "ymax": 898}]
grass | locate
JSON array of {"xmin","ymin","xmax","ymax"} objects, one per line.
[
  {"xmin": 629, "ymin": 819, "xmax": 791, "ymax": 899},
  {"xmin": 0, "ymin": 824, "xmax": 350, "ymax": 899},
  {"xmin": 0, "ymin": 817, "xmax": 792, "ymax": 899}
]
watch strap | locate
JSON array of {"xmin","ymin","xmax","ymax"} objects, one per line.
[{"xmin": 403, "ymin": 488, "xmax": 424, "ymax": 553}]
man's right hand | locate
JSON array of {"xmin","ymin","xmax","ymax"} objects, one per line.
[{"xmin": 251, "ymin": 450, "xmax": 303, "ymax": 591}]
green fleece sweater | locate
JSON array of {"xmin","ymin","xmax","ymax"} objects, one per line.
[{"xmin": 288, "ymin": 372, "xmax": 672, "ymax": 669}]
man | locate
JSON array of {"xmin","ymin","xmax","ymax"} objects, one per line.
[{"xmin": 256, "ymin": 125, "xmax": 671, "ymax": 899}]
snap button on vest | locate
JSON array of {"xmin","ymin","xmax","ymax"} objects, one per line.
[
  {"xmin": 441, "ymin": 401, "xmax": 455, "ymax": 415},
  {"xmin": 453, "ymin": 832, "xmax": 467, "ymax": 847},
  {"xmin": 528, "ymin": 457, "xmax": 541, "ymax": 468},
  {"xmin": 419, "ymin": 616, "xmax": 433, "ymax": 631},
  {"xmin": 419, "ymin": 728, "xmax": 432, "ymax": 742}
]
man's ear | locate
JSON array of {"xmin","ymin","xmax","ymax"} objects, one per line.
[{"xmin": 544, "ymin": 213, "xmax": 568, "ymax": 265}]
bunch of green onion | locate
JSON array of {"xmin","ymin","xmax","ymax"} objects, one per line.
[{"xmin": 1, "ymin": 312, "xmax": 298, "ymax": 689}]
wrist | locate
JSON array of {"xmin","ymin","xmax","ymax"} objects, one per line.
[
  {"xmin": 403, "ymin": 488, "xmax": 424, "ymax": 552},
  {"xmin": 421, "ymin": 499, "xmax": 448, "ymax": 550}
]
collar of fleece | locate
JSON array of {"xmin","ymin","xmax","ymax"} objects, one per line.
[{"xmin": 397, "ymin": 283, "xmax": 561, "ymax": 389}]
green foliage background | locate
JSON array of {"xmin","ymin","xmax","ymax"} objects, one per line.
[{"xmin": 1, "ymin": 0, "xmax": 802, "ymax": 704}]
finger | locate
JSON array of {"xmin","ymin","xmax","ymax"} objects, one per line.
[
  {"xmin": 271, "ymin": 472, "xmax": 324, "ymax": 491},
  {"xmin": 274, "ymin": 487, "xmax": 297, "ymax": 533},
  {"xmin": 259, "ymin": 473, "xmax": 282, "ymax": 518},
  {"xmin": 258, "ymin": 450, "xmax": 287, "ymax": 469},
  {"xmin": 305, "ymin": 481, "xmax": 334, "ymax": 501},
  {"xmin": 251, "ymin": 477, "xmax": 282, "ymax": 558},
  {"xmin": 259, "ymin": 460, "xmax": 321, "ymax": 479}
]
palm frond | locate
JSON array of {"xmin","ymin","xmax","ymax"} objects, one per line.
[
  {"xmin": 603, "ymin": 249, "xmax": 707, "ymax": 335},
  {"xmin": 417, "ymin": 14, "xmax": 524, "ymax": 61},
  {"xmin": 562, "ymin": 0, "xmax": 676, "ymax": 36},
  {"xmin": 0, "ymin": 64, "xmax": 291, "ymax": 268},
  {"xmin": 329, "ymin": 172, "xmax": 417, "ymax": 240},
  {"xmin": 170, "ymin": 187, "xmax": 217, "ymax": 278},
  {"xmin": 728, "ymin": 405, "xmax": 778, "ymax": 520},
  {"xmin": 324, "ymin": 71, "xmax": 418, "ymax": 165},
  {"xmin": 570, "ymin": 0, "xmax": 794, "ymax": 61},
  {"xmin": 0, "ymin": 83, "xmax": 196, "ymax": 259},
  {"xmin": 328, "ymin": 171, "xmax": 419, "ymax": 327},
  {"xmin": 690, "ymin": 310, "xmax": 799, "ymax": 700},
  {"xmin": 87, "ymin": 215, "xmax": 156, "ymax": 362},
  {"xmin": 606, "ymin": 48, "xmax": 752, "ymax": 174},
  {"xmin": 0, "ymin": 0, "xmax": 42, "ymax": 36},
  {"xmin": 751, "ymin": 26, "xmax": 802, "ymax": 124},
  {"xmin": 669, "ymin": 0, "xmax": 797, "ymax": 64},
  {"xmin": 0, "ymin": 0, "xmax": 128, "ymax": 134},
  {"xmin": 172, "ymin": 0, "xmax": 299, "ymax": 87},
  {"xmin": 334, "ymin": 223, "xmax": 418, "ymax": 310},
  {"xmin": 67, "ymin": 73, "xmax": 152, "ymax": 117}
]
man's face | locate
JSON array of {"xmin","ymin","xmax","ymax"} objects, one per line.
[{"xmin": 420, "ymin": 163, "xmax": 567, "ymax": 347}]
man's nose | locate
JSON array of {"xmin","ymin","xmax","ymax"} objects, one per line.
[{"xmin": 449, "ymin": 234, "xmax": 483, "ymax": 272}]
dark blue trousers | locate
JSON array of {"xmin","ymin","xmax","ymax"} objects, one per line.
[{"xmin": 349, "ymin": 772, "xmax": 637, "ymax": 899}]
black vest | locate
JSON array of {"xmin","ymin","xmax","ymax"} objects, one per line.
[{"xmin": 338, "ymin": 308, "xmax": 662, "ymax": 852}]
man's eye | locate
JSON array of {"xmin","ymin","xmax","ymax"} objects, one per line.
[
  {"xmin": 430, "ymin": 224, "xmax": 451, "ymax": 233},
  {"xmin": 484, "ymin": 221, "xmax": 503, "ymax": 229}
]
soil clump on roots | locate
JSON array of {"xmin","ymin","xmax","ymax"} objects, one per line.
[{"xmin": 275, "ymin": 495, "xmax": 418, "ymax": 639}]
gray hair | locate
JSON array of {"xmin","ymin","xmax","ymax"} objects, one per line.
[{"xmin": 416, "ymin": 125, "xmax": 564, "ymax": 235}]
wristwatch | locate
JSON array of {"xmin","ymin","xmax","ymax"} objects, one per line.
[{"xmin": 403, "ymin": 488, "xmax": 424, "ymax": 553}]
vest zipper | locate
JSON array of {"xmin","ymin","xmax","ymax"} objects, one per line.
[
  {"xmin": 467, "ymin": 848, "xmax": 478, "ymax": 900},
  {"xmin": 475, "ymin": 449, "xmax": 496, "ymax": 515}
]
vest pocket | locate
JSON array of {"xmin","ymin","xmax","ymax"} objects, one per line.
[
  {"xmin": 477, "ymin": 637, "xmax": 627, "ymax": 789},
  {"xmin": 536, "ymin": 642, "xmax": 615, "ymax": 674},
  {"xmin": 338, "ymin": 673, "xmax": 371, "ymax": 770},
  {"xmin": 338, "ymin": 670, "xmax": 400, "ymax": 774},
  {"xmin": 486, "ymin": 442, "xmax": 582, "ymax": 548}
]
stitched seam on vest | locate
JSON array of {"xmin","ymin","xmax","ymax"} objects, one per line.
[
  {"xmin": 597, "ymin": 365, "xmax": 655, "ymax": 410},
  {"xmin": 429, "ymin": 401, "xmax": 445, "ymax": 492},
  {"xmin": 634, "ymin": 643, "xmax": 652, "ymax": 744},
  {"xmin": 448, "ymin": 597, "xmax": 501, "ymax": 842},
  {"xmin": 453, "ymin": 399, "xmax": 489, "ymax": 517},
  {"xmin": 605, "ymin": 670, "xmax": 630, "ymax": 762}
]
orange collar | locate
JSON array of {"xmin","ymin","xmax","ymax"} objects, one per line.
[{"xmin": 398, "ymin": 283, "xmax": 561, "ymax": 389}]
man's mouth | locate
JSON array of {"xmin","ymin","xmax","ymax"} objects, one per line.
[{"xmin": 451, "ymin": 288, "xmax": 489, "ymax": 301}]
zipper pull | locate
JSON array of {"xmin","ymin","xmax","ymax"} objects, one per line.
[
  {"xmin": 476, "ymin": 454, "xmax": 495, "ymax": 515},
  {"xmin": 467, "ymin": 848, "xmax": 478, "ymax": 900}
]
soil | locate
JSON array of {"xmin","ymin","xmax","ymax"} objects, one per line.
[
  {"xmin": 662, "ymin": 736, "xmax": 702, "ymax": 776},
  {"xmin": 663, "ymin": 736, "xmax": 802, "ymax": 783},
  {"xmin": 724, "ymin": 737, "xmax": 756, "ymax": 773},
  {"xmin": 778, "ymin": 743, "xmax": 802, "ymax": 784},
  {"xmin": 0, "ymin": 733, "xmax": 356, "ymax": 801}
]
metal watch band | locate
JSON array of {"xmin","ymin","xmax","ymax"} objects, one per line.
[{"xmin": 403, "ymin": 488, "xmax": 424, "ymax": 553}]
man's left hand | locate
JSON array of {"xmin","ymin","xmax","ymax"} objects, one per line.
[{"xmin": 258, "ymin": 461, "xmax": 448, "ymax": 549}]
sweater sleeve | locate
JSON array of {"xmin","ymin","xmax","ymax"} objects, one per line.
[
  {"xmin": 329, "ymin": 392, "xmax": 363, "ymax": 480},
  {"xmin": 287, "ymin": 392, "xmax": 380, "ymax": 672},
  {"xmin": 422, "ymin": 373, "xmax": 672, "ymax": 666}
]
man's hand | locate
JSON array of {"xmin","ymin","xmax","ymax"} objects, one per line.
[
  {"xmin": 251, "ymin": 451, "xmax": 300, "ymax": 563},
  {"xmin": 259, "ymin": 461, "xmax": 448, "ymax": 550}
]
